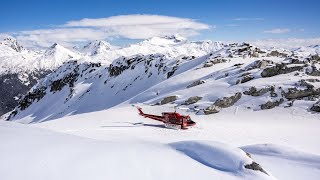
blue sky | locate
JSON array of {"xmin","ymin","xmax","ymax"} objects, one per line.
[{"xmin": 1, "ymin": 0, "xmax": 319, "ymax": 48}]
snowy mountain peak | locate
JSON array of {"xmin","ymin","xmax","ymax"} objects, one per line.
[
  {"xmin": 39, "ymin": 43, "xmax": 80, "ymax": 69},
  {"xmin": 45, "ymin": 43, "xmax": 73, "ymax": 56},
  {"xmin": 141, "ymin": 34, "xmax": 188, "ymax": 46},
  {"xmin": 81, "ymin": 40, "xmax": 113, "ymax": 55},
  {"xmin": 0, "ymin": 37, "xmax": 24, "ymax": 52},
  {"xmin": 163, "ymin": 34, "xmax": 187, "ymax": 42}
]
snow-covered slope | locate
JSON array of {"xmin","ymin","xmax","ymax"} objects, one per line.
[
  {"xmin": 5, "ymin": 42, "xmax": 320, "ymax": 123},
  {"xmin": 292, "ymin": 45, "xmax": 320, "ymax": 58},
  {"xmin": 3, "ymin": 102, "xmax": 320, "ymax": 180},
  {"xmin": 0, "ymin": 120, "xmax": 277, "ymax": 180}
]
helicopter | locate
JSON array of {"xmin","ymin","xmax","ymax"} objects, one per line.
[{"xmin": 135, "ymin": 106, "xmax": 196, "ymax": 129}]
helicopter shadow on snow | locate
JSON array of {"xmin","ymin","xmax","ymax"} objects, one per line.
[{"xmin": 100, "ymin": 121, "xmax": 165, "ymax": 128}]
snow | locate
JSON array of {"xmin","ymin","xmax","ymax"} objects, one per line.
[
  {"xmin": 242, "ymin": 144, "xmax": 320, "ymax": 180},
  {"xmin": 0, "ymin": 39, "xmax": 79, "ymax": 74},
  {"xmin": 170, "ymin": 141, "xmax": 253, "ymax": 172},
  {"xmin": 0, "ymin": 120, "xmax": 274, "ymax": 180},
  {"xmin": 2, "ymin": 103, "xmax": 320, "ymax": 179},
  {"xmin": 1, "ymin": 36, "xmax": 320, "ymax": 180}
]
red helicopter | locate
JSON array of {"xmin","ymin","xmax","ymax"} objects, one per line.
[{"xmin": 135, "ymin": 106, "xmax": 196, "ymax": 129}]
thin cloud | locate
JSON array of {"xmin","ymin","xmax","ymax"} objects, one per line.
[
  {"xmin": 10, "ymin": 14, "xmax": 211, "ymax": 48},
  {"xmin": 251, "ymin": 37, "xmax": 320, "ymax": 49},
  {"xmin": 264, "ymin": 28, "xmax": 290, "ymax": 34},
  {"xmin": 16, "ymin": 28, "xmax": 108, "ymax": 48},
  {"xmin": 225, "ymin": 24, "xmax": 240, "ymax": 27},
  {"xmin": 64, "ymin": 14, "xmax": 210, "ymax": 39}
]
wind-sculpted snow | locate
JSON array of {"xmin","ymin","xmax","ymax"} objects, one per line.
[
  {"xmin": 0, "ymin": 121, "xmax": 275, "ymax": 180},
  {"xmin": 241, "ymin": 144, "xmax": 320, "ymax": 180},
  {"xmin": 170, "ymin": 141, "xmax": 254, "ymax": 172}
]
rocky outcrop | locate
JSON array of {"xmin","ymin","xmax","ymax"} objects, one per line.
[
  {"xmin": 310, "ymin": 101, "xmax": 320, "ymax": 112},
  {"xmin": 285, "ymin": 58, "xmax": 306, "ymax": 64},
  {"xmin": 307, "ymin": 66, "xmax": 320, "ymax": 76},
  {"xmin": 0, "ymin": 70, "xmax": 51, "ymax": 116},
  {"xmin": 50, "ymin": 73, "xmax": 78, "ymax": 92},
  {"xmin": 261, "ymin": 63, "xmax": 305, "ymax": 77},
  {"xmin": 245, "ymin": 60, "xmax": 273, "ymax": 71},
  {"xmin": 1, "ymin": 37, "xmax": 24, "ymax": 52},
  {"xmin": 296, "ymin": 79, "xmax": 314, "ymax": 89},
  {"xmin": 186, "ymin": 80, "xmax": 206, "ymax": 88},
  {"xmin": 204, "ymin": 93, "xmax": 242, "ymax": 114},
  {"xmin": 214, "ymin": 92, "xmax": 242, "ymax": 108},
  {"xmin": 237, "ymin": 73, "xmax": 254, "ymax": 84},
  {"xmin": 260, "ymin": 98, "xmax": 284, "ymax": 110},
  {"xmin": 283, "ymin": 87, "xmax": 320, "ymax": 100},
  {"xmin": 182, "ymin": 96, "xmax": 202, "ymax": 105},
  {"xmin": 308, "ymin": 54, "xmax": 320, "ymax": 62},
  {"xmin": 245, "ymin": 162, "xmax": 268, "ymax": 175},
  {"xmin": 203, "ymin": 58, "xmax": 227, "ymax": 67},
  {"xmin": 267, "ymin": 50, "xmax": 287, "ymax": 58},
  {"xmin": 156, "ymin": 96, "xmax": 178, "ymax": 105},
  {"xmin": 17, "ymin": 87, "xmax": 47, "ymax": 111},
  {"xmin": 167, "ymin": 65, "xmax": 178, "ymax": 78},
  {"xmin": 244, "ymin": 86, "xmax": 273, "ymax": 96},
  {"xmin": 204, "ymin": 105, "xmax": 221, "ymax": 114}
]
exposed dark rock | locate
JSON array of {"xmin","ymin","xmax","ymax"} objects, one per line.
[
  {"xmin": 310, "ymin": 101, "xmax": 320, "ymax": 112},
  {"xmin": 260, "ymin": 98, "xmax": 284, "ymax": 110},
  {"xmin": 270, "ymin": 86, "xmax": 278, "ymax": 97},
  {"xmin": 187, "ymin": 80, "xmax": 206, "ymax": 88},
  {"xmin": 203, "ymin": 105, "xmax": 221, "ymax": 114},
  {"xmin": 267, "ymin": 50, "xmax": 287, "ymax": 58},
  {"xmin": 244, "ymin": 86, "xmax": 271, "ymax": 96},
  {"xmin": 307, "ymin": 67, "xmax": 320, "ymax": 76},
  {"xmin": 109, "ymin": 64, "xmax": 128, "ymax": 77},
  {"xmin": 213, "ymin": 92, "xmax": 242, "ymax": 108},
  {"xmin": 203, "ymin": 58, "xmax": 227, "ymax": 67},
  {"xmin": 167, "ymin": 66, "xmax": 178, "ymax": 78},
  {"xmin": 50, "ymin": 72, "xmax": 78, "ymax": 92},
  {"xmin": 234, "ymin": 63, "xmax": 244, "ymax": 68},
  {"xmin": 245, "ymin": 60, "xmax": 274, "ymax": 71},
  {"xmin": 156, "ymin": 96, "xmax": 178, "ymax": 105},
  {"xmin": 285, "ymin": 58, "xmax": 306, "ymax": 64},
  {"xmin": 204, "ymin": 93, "xmax": 243, "ymax": 114},
  {"xmin": 108, "ymin": 55, "xmax": 153, "ymax": 77},
  {"xmin": 245, "ymin": 162, "xmax": 268, "ymax": 175},
  {"xmin": 261, "ymin": 63, "xmax": 305, "ymax": 77},
  {"xmin": 296, "ymin": 79, "xmax": 314, "ymax": 89},
  {"xmin": 245, "ymin": 152, "xmax": 252, "ymax": 158},
  {"xmin": 17, "ymin": 86, "xmax": 47, "ymax": 111},
  {"xmin": 284, "ymin": 100, "xmax": 295, "ymax": 108},
  {"xmin": 305, "ymin": 79, "xmax": 320, "ymax": 83},
  {"xmin": 237, "ymin": 74, "xmax": 254, "ymax": 84},
  {"xmin": 182, "ymin": 96, "xmax": 202, "ymax": 105},
  {"xmin": 283, "ymin": 87, "xmax": 320, "ymax": 100},
  {"xmin": 308, "ymin": 54, "xmax": 320, "ymax": 62},
  {"xmin": 0, "ymin": 70, "xmax": 51, "ymax": 116}
]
